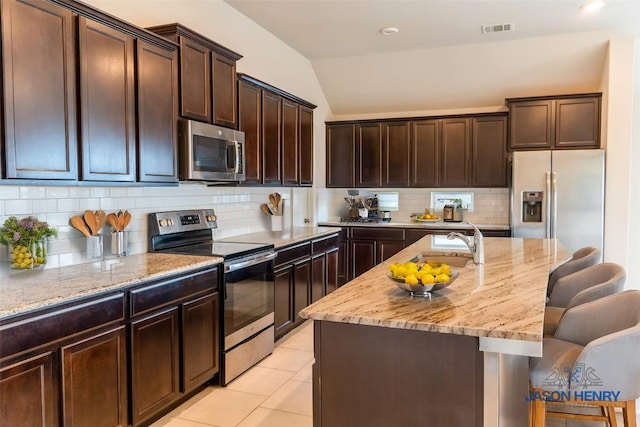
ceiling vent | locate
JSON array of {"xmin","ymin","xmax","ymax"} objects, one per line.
[{"xmin": 481, "ymin": 23, "xmax": 515, "ymax": 34}]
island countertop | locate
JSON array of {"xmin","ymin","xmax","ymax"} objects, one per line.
[{"xmin": 300, "ymin": 236, "xmax": 570, "ymax": 343}]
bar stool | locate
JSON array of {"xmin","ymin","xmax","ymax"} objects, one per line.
[
  {"xmin": 544, "ymin": 262, "xmax": 626, "ymax": 336},
  {"xmin": 530, "ymin": 290, "xmax": 640, "ymax": 427},
  {"xmin": 548, "ymin": 247, "xmax": 601, "ymax": 297}
]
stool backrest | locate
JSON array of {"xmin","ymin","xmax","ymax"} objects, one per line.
[{"xmin": 548, "ymin": 246, "xmax": 601, "ymax": 295}]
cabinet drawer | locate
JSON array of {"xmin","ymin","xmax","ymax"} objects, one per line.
[
  {"xmin": 351, "ymin": 227, "xmax": 405, "ymax": 241},
  {"xmin": 276, "ymin": 242, "xmax": 311, "ymax": 267},
  {"xmin": 312, "ymin": 235, "xmax": 339, "ymax": 255},
  {"xmin": 0, "ymin": 293, "xmax": 125, "ymax": 359},
  {"xmin": 130, "ymin": 267, "xmax": 218, "ymax": 317}
]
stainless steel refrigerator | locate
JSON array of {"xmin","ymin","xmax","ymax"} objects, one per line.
[{"xmin": 511, "ymin": 150, "xmax": 605, "ymax": 254}]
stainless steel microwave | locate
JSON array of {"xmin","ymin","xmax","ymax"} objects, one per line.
[{"xmin": 179, "ymin": 119, "xmax": 245, "ymax": 182}]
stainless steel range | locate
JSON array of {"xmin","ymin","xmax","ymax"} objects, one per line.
[{"xmin": 148, "ymin": 209, "xmax": 276, "ymax": 385}]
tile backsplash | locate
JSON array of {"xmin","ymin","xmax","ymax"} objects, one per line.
[
  {"xmin": 0, "ymin": 184, "xmax": 311, "ymax": 269},
  {"xmin": 317, "ymin": 188, "xmax": 510, "ymax": 225}
]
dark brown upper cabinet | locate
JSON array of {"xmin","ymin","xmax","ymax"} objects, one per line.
[
  {"xmin": 355, "ymin": 122, "xmax": 382, "ymax": 187},
  {"xmin": 410, "ymin": 119, "xmax": 440, "ymax": 187},
  {"xmin": 146, "ymin": 24, "xmax": 242, "ymax": 129},
  {"xmin": 326, "ymin": 123, "xmax": 355, "ymax": 188},
  {"xmin": 382, "ymin": 121, "xmax": 410, "ymax": 187},
  {"xmin": 327, "ymin": 112, "xmax": 508, "ymax": 188},
  {"xmin": 237, "ymin": 74, "xmax": 316, "ymax": 187},
  {"xmin": 237, "ymin": 79, "xmax": 262, "ymax": 185},
  {"xmin": 506, "ymin": 93, "xmax": 601, "ymax": 150},
  {"xmin": 136, "ymin": 40, "xmax": 179, "ymax": 183},
  {"xmin": 262, "ymin": 90, "xmax": 283, "ymax": 185},
  {"xmin": 440, "ymin": 118, "xmax": 471, "ymax": 187},
  {"xmin": 282, "ymin": 98, "xmax": 300, "ymax": 185},
  {"xmin": 299, "ymin": 106, "xmax": 314, "ymax": 186},
  {"xmin": 1, "ymin": 0, "xmax": 78, "ymax": 180},
  {"xmin": 471, "ymin": 114, "xmax": 507, "ymax": 187},
  {"xmin": 78, "ymin": 17, "xmax": 136, "ymax": 182}
]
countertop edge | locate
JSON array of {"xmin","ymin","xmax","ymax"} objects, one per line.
[{"xmin": 317, "ymin": 221, "xmax": 510, "ymax": 230}]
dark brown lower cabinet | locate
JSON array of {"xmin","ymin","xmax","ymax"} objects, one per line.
[
  {"xmin": 131, "ymin": 307, "xmax": 180, "ymax": 425},
  {"xmin": 313, "ymin": 321, "xmax": 483, "ymax": 427},
  {"xmin": 182, "ymin": 294, "xmax": 219, "ymax": 393},
  {"xmin": 274, "ymin": 235, "xmax": 339, "ymax": 340},
  {"xmin": 62, "ymin": 327, "xmax": 127, "ymax": 427},
  {"xmin": 350, "ymin": 227, "xmax": 405, "ymax": 278},
  {"xmin": 0, "ymin": 352, "xmax": 57, "ymax": 426},
  {"xmin": 351, "ymin": 239, "xmax": 376, "ymax": 278}
]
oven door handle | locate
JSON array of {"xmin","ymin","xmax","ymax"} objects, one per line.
[{"xmin": 225, "ymin": 252, "xmax": 277, "ymax": 273}]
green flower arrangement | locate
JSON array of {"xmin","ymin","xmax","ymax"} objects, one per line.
[{"xmin": 1, "ymin": 216, "xmax": 57, "ymax": 269}]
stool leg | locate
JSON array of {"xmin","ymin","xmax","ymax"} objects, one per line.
[
  {"xmin": 622, "ymin": 400, "xmax": 637, "ymax": 427},
  {"xmin": 607, "ymin": 405, "xmax": 618, "ymax": 427},
  {"xmin": 532, "ymin": 392, "xmax": 546, "ymax": 427}
]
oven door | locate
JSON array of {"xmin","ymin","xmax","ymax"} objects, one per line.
[{"xmin": 223, "ymin": 253, "xmax": 275, "ymax": 350}]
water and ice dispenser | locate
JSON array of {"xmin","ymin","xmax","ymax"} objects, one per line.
[{"xmin": 522, "ymin": 191, "xmax": 543, "ymax": 223}]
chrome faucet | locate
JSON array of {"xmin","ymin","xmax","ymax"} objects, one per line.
[{"xmin": 447, "ymin": 222, "xmax": 484, "ymax": 264}]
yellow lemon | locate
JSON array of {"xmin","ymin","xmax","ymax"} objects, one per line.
[
  {"xmin": 405, "ymin": 274, "xmax": 419, "ymax": 285},
  {"xmin": 436, "ymin": 273, "xmax": 450, "ymax": 283},
  {"xmin": 441, "ymin": 264, "xmax": 451, "ymax": 275},
  {"xmin": 395, "ymin": 266, "xmax": 408, "ymax": 278},
  {"xmin": 421, "ymin": 274, "xmax": 435, "ymax": 285}
]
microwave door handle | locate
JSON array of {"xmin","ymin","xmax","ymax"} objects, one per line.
[{"xmin": 233, "ymin": 140, "xmax": 240, "ymax": 174}]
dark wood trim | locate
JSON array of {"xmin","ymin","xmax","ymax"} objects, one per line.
[
  {"xmin": 326, "ymin": 111, "xmax": 508, "ymax": 126},
  {"xmin": 505, "ymin": 92, "xmax": 602, "ymax": 105},
  {"xmin": 49, "ymin": 0, "xmax": 178, "ymax": 50},
  {"xmin": 238, "ymin": 73, "xmax": 317, "ymax": 109},
  {"xmin": 146, "ymin": 23, "xmax": 242, "ymax": 60}
]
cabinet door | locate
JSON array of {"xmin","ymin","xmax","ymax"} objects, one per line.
[
  {"xmin": 555, "ymin": 97, "xmax": 600, "ymax": 149},
  {"xmin": 131, "ymin": 308, "xmax": 180, "ymax": 425},
  {"xmin": 311, "ymin": 254, "xmax": 326, "ymax": 303},
  {"xmin": 294, "ymin": 259, "xmax": 311, "ymax": 323},
  {"xmin": 238, "ymin": 80, "xmax": 262, "ymax": 184},
  {"xmin": 440, "ymin": 118, "xmax": 471, "ymax": 187},
  {"xmin": 508, "ymin": 99, "xmax": 554, "ymax": 150},
  {"xmin": 274, "ymin": 266, "xmax": 294, "ymax": 338},
  {"xmin": 355, "ymin": 123, "xmax": 382, "ymax": 187},
  {"xmin": 405, "ymin": 229, "xmax": 430, "ymax": 246},
  {"xmin": 61, "ymin": 327, "xmax": 127, "ymax": 427},
  {"xmin": 262, "ymin": 91, "xmax": 282, "ymax": 185},
  {"xmin": 337, "ymin": 235, "xmax": 350, "ymax": 286},
  {"xmin": 79, "ymin": 17, "xmax": 136, "ymax": 182},
  {"xmin": 410, "ymin": 120, "xmax": 440, "ymax": 187},
  {"xmin": 136, "ymin": 40, "xmax": 178, "ymax": 183},
  {"xmin": 326, "ymin": 123, "xmax": 355, "ymax": 187},
  {"xmin": 0, "ymin": 352, "xmax": 57, "ymax": 426},
  {"xmin": 1, "ymin": 0, "xmax": 77, "ymax": 180},
  {"xmin": 377, "ymin": 240, "xmax": 405, "ymax": 263},
  {"xmin": 471, "ymin": 115, "xmax": 507, "ymax": 187},
  {"xmin": 383, "ymin": 121, "xmax": 410, "ymax": 187},
  {"xmin": 211, "ymin": 52, "xmax": 237, "ymax": 128},
  {"xmin": 299, "ymin": 105, "xmax": 314, "ymax": 186},
  {"xmin": 325, "ymin": 247, "xmax": 339, "ymax": 294},
  {"xmin": 182, "ymin": 294, "xmax": 219, "ymax": 392},
  {"xmin": 351, "ymin": 240, "xmax": 376, "ymax": 279},
  {"xmin": 179, "ymin": 36, "xmax": 211, "ymax": 122},
  {"xmin": 282, "ymin": 99, "xmax": 300, "ymax": 185}
]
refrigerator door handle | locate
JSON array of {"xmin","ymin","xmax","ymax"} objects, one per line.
[
  {"xmin": 545, "ymin": 171, "xmax": 552, "ymax": 238},
  {"xmin": 551, "ymin": 171, "xmax": 558, "ymax": 239}
]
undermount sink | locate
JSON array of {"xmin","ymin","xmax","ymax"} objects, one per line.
[{"xmin": 416, "ymin": 252, "xmax": 474, "ymax": 268}]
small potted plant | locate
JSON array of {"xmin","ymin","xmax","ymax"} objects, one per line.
[{"xmin": 0, "ymin": 216, "xmax": 57, "ymax": 269}]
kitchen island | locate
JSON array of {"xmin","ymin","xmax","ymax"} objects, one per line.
[{"xmin": 300, "ymin": 236, "xmax": 570, "ymax": 427}]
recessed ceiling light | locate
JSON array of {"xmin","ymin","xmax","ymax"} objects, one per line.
[
  {"xmin": 379, "ymin": 27, "xmax": 399, "ymax": 36},
  {"xmin": 582, "ymin": 0, "xmax": 605, "ymax": 13}
]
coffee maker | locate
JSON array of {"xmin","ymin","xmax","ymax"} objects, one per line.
[{"xmin": 364, "ymin": 195, "xmax": 378, "ymax": 220}]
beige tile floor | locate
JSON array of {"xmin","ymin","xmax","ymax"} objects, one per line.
[
  {"xmin": 151, "ymin": 320, "xmax": 315, "ymax": 427},
  {"xmin": 152, "ymin": 320, "xmax": 637, "ymax": 427}
]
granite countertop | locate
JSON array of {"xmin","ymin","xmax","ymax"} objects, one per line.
[
  {"xmin": 0, "ymin": 253, "xmax": 222, "ymax": 320},
  {"xmin": 300, "ymin": 236, "xmax": 570, "ymax": 343},
  {"xmin": 219, "ymin": 226, "xmax": 341, "ymax": 249},
  {"xmin": 318, "ymin": 220, "xmax": 510, "ymax": 230}
]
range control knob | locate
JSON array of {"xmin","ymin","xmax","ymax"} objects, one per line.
[
  {"xmin": 159, "ymin": 219, "xmax": 167, "ymax": 227},
  {"xmin": 168, "ymin": 218, "xmax": 174, "ymax": 226},
  {"xmin": 206, "ymin": 215, "xmax": 217, "ymax": 222}
]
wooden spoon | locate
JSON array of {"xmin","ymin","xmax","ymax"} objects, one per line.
[
  {"xmin": 83, "ymin": 210, "xmax": 99, "ymax": 236},
  {"xmin": 121, "ymin": 211, "xmax": 132, "ymax": 230},
  {"xmin": 273, "ymin": 192, "xmax": 282, "ymax": 209},
  {"xmin": 269, "ymin": 193, "xmax": 277, "ymax": 209},
  {"xmin": 260, "ymin": 204, "xmax": 272, "ymax": 215},
  {"xmin": 107, "ymin": 213, "xmax": 120, "ymax": 231},
  {"xmin": 95, "ymin": 210, "xmax": 107, "ymax": 233},
  {"xmin": 70, "ymin": 215, "xmax": 91, "ymax": 237}
]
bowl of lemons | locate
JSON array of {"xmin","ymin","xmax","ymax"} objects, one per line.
[{"xmin": 387, "ymin": 261, "xmax": 458, "ymax": 296}]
